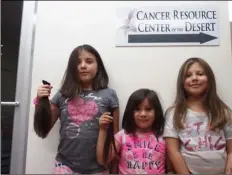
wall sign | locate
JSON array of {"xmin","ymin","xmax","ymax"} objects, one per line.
[{"xmin": 116, "ymin": 5, "xmax": 219, "ymax": 46}]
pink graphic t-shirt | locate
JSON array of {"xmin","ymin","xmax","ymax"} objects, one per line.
[
  {"xmin": 51, "ymin": 88, "xmax": 119, "ymax": 173},
  {"xmin": 115, "ymin": 130, "xmax": 166, "ymax": 174}
]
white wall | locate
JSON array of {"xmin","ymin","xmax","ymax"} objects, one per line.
[
  {"xmin": 229, "ymin": 1, "xmax": 232, "ymax": 21},
  {"xmin": 229, "ymin": 1, "xmax": 232, "ymax": 52},
  {"xmin": 26, "ymin": 1, "xmax": 232, "ymax": 173}
]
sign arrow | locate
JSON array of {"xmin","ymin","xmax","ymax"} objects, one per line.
[{"xmin": 128, "ymin": 32, "xmax": 217, "ymax": 44}]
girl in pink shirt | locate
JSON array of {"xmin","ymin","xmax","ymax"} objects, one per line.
[{"xmin": 96, "ymin": 88, "xmax": 167, "ymax": 174}]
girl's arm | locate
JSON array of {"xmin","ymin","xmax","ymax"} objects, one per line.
[
  {"xmin": 166, "ymin": 153, "xmax": 174, "ymax": 173},
  {"xmin": 34, "ymin": 85, "xmax": 60, "ymax": 135},
  {"xmin": 165, "ymin": 137, "xmax": 190, "ymax": 174},
  {"xmin": 225, "ymin": 139, "xmax": 232, "ymax": 174},
  {"xmin": 96, "ymin": 128, "xmax": 120, "ymax": 166},
  {"xmin": 96, "ymin": 111, "xmax": 120, "ymax": 166}
]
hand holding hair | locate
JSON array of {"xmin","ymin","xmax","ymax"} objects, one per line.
[{"xmin": 34, "ymin": 80, "xmax": 53, "ymax": 139}]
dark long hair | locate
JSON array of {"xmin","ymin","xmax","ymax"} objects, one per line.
[
  {"xmin": 171, "ymin": 57, "xmax": 232, "ymax": 130},
  {"xmin": 34, "ymin": 80, "xmax": 52, "ymax": 138},
  {"xmin": 60, "ymin": 44, "xmax": 109, "ymax": 98},
  {"xmin": 122, "ymin": 89, "xmax": 165, "ymax": 138},
  {"xmin": 33, "ymin": 45, "xmax": 109, "ymax": 138},
  {"xmin": 103, "ymin": 108, "xmax": 118, "ymax": 171}
]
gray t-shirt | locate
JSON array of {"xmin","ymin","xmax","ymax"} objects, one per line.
[
  {"xmin": 163, "ymin": 108, "xmax": 232, "ymax": 174},
  {"xmin": 51, "ymin": 88, "xmax": 119, "ymax": 173}
]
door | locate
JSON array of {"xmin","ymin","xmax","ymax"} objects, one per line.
[{"xmin": 1, "ymin": 1, "xmax": 37, "ymax": 174}]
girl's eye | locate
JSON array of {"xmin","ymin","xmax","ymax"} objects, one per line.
[
  {"xmin": 86, "ymin": 59, "xmax": 93, "ymax": 64},
  {"xmin": 197, "ymin": 72, "xmax": 204, "ymax": 76},
  {"xmin": 135, "ymin": 107, "xmax": 140, "ymax": 111}
]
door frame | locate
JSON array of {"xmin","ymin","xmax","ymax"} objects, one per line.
[{"xmin": 10, "ymin": 1, "xmax": 38, "ymax": 174}]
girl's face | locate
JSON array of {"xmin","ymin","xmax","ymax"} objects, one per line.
[
  {"xmin": 134, "ymin": 98, "xmax": 155, "ymax": 132},
  {"xmin": 184, "ymin": 62, "xmax": 208, "ymax": 97},
  {"xmin": 77, "ymin": 50, "xmax": 98, "ymax": 86}
]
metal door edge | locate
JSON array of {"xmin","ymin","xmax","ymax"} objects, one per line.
[{"xmin": 10, "ymin": 1, "xmax": 38, "ymax": 174}]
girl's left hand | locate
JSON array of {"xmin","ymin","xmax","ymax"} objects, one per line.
[
  {"xmin": 99, "ymin": 112, "xmax": 113, "ymax": 130},
  {"xmin": 225, "ymin": 166, "xmax": 232, "ymax": 174}
]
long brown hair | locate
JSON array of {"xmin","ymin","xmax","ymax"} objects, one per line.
[
  {"xmin": 171, "ymin": 57, "xmax": 231, "ymax": 130},
  {"xmin": 60, "ymin": 44, "xmax": 109, "ymax": 98},
  {"xmin": 34, "ymin": 45, "xmax": 109, "ymax": 138},
  {"xmin": 103, "ymin": 108, "xmax": 118, "ymax": 172},
  {"xmin": 34, "ymin": 80, "xmax": 52, "ymax": 138}
]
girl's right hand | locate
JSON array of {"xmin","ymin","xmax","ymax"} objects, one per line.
[
  {"xmin": 37, "ymin": 84, "xmax": 53, "ymax": 99},
  {"xmin": 99, "ymin": 112, "xmax": 113, "ymax": 130}
]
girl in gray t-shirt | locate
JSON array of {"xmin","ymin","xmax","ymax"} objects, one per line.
[
  {"xmin": 34, "ymin": 44, "xmax": 119, "ymax": 174},
  {"xmin": 164, "ymin": 57, "xmax": 232, "ymax": 174}
]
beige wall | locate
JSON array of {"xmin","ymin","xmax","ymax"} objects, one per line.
[
  {"xmin": 231, "ymin": 22, "xmax": 232, "ymax": 53},
  {"xmin": 26, "ymin": 1, "xmax": 232, "ymax": 173},
  {"xmin": 229, "ymin": 1, "xmax": 232, "ymax": 54}
]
